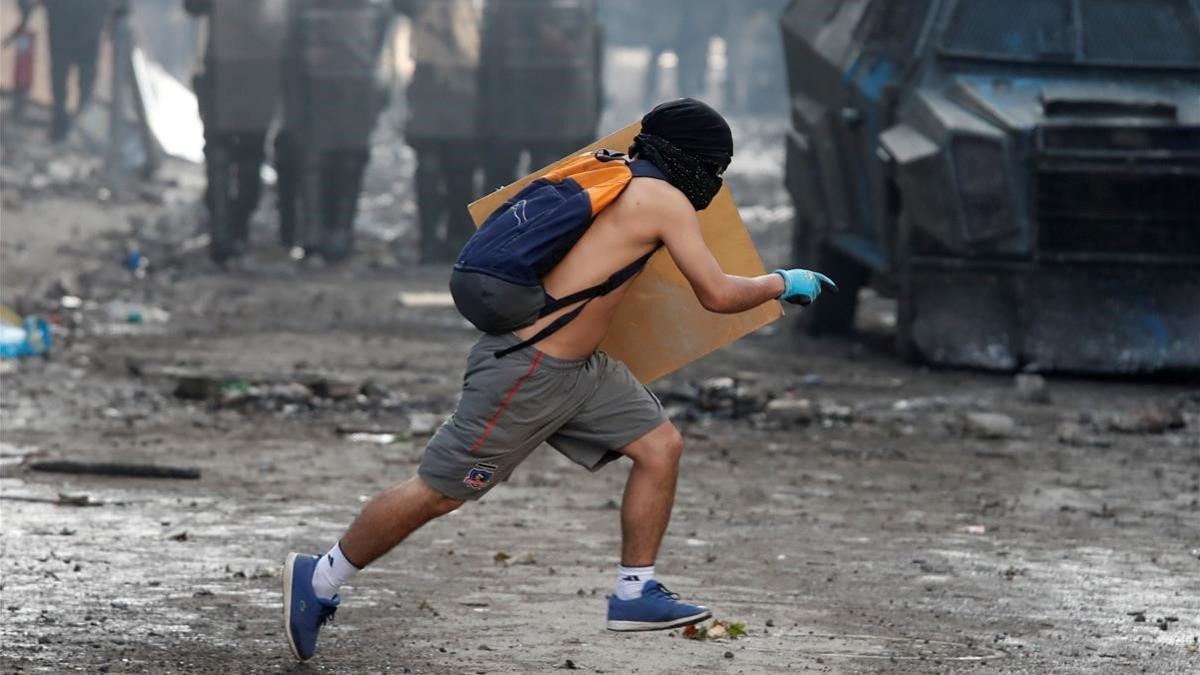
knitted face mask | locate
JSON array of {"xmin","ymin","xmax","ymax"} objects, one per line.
[{"xmin": 630, "ymin": 132, "xmax": 726, "ymax": 211}]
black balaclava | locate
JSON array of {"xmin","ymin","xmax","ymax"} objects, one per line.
[{"xmin": 629, "ymin": 98, "xmax": 734, "ymax": 211}]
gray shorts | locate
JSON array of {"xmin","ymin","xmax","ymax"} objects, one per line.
[{"xmin": 418, "ymin": 333, "xmax": 667, "ymax": 500}]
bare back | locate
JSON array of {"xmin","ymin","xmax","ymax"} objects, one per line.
[{"xmin": 513, "ymin": 177, "xmax": 677, "ymax": 360}]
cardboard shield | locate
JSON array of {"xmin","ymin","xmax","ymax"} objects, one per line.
[{"xmin": 468, "ymin": 122, "xmax": 783, "ymax": 383}]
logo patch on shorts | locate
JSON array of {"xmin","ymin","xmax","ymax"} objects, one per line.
[{"xmin": 463, "ymin": 462, "xmax": 498, "ymax": 490}]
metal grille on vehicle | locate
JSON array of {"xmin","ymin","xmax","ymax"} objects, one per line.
[{"xmin": 1036, "ymin": 165, "xmax": 1200, "ymax": 256}]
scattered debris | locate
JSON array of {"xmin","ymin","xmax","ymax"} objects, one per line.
[
  {"xmin": 1001, "ymin": 566, "xmax": 1025, "ymax": 581},
  {"xmin": 58, "ymin": 492, "xmax": 97, "ymax": 507},
  {"xmin": 173, "ymin": 375, "xmax": 225, "ymax": 401},
  {"xmin": 959, "ymin": 525, "xmax": 987, "ymax": 535},
  {"xmin": 681, "ymin": 619, "xmax": 747, "ymax": 641},
  {"xmin": 1014, "ymin": 374, "xmax": 1050, "ymax": 403},
  {"xmin": 817, "ymin": 400, "xmax": 854, "ymax": 423},
  {"xmin": 765, "ymin": 397, "xmax": 814, "ymax": 425},
  {"xmin": 408, "ymin": 412, "xmax": 441, "ymax": 436},
  {"xmin": 172, "ymin": 370, "xmax": 393, "ymax": 410},
  {"xmin": 1103, "ymin": 405, "xmax": 1186, "ymax": 434},
  {"xmin": 1055, "ymin": 422, "xmax": 1112, "ymax": 448},
  {"xmin": 962, "ymin": 412, "xmax": 1020, "ymax": 439},
  {"xmin": 397, "ymin": 291, "xmax": 456, "ymax": 307},
  {"xmin": 310, "ymin": 378, "xmax": 361, "ymax": 400},
  {"xmin": 695, "ymin": 376, "xmax": 766, "ymax": 417},
  {"xmin": 104, "ymin": 300, "xmax": 169, "ymax": 325},
  {"xmin": 28, "ymin": 460, "xmax": 201, "ymax": 480},
  {"xmin": 0, "ymin": 314, "xmax": 52, "ymax": 359},
  {"xmin": 123, "ymin": 243, "xmax": 149, "ymax": 279},
  {"xmin": 0, "ymin": 492, "xmax": 102, "ymax": 507},
  {"xmin": 346, "ymin": 433, "xmax": 398, "ymax": 445}
]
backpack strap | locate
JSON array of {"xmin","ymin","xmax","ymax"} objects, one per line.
[
  {"xmin": 493, "ymin": 302, "xmax": 591, "ymax": 359},
  {"xmin": 540, "ymin": 249, "xmax": 656, "ymax": 315},
  {"xmin": 493, "ymin": 249, "xmax": 658, "ymax": 359}
]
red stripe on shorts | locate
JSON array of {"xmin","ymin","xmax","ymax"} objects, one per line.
[{"xmin": 469, "ymin": 351, "xmax": 544, "ymax": 455}]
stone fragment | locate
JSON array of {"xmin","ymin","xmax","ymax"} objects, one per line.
[
  {"xmin": 765, "ymin": 397, "xmax": 814, "ymax": 425},
  {"xmin": 963, "ymin": 412, "xmax": 1019, "ymax": 439},
  {"xmin": 1104, "ymin": 405, "xmax": 1185, "ymax": 434},
  {"xmin": 1014, "ymin": 374, "xmax": 1050, "ymax": 403}
]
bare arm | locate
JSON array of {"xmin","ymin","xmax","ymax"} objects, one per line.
[{"xmin": 657, "ymin": 200, "xmax": 783, "ymax": 314}]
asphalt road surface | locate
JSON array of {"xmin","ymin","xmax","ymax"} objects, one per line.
[{"xmin": 2, "ymin": 115, "xmax": 1197, "ymax": 674}]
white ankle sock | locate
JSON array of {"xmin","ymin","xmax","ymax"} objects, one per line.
[
  {"xmin": 311, "ymin": 542, "xmax": 360, "ymax": 600},
  {"xmin": 615, "ymin": 564, "xmax": 655, "ymax": 600}
]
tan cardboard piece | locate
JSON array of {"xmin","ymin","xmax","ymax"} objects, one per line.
[{"xmin": 467, "ymin": 122, "xmax": 783, "ymax": 383}]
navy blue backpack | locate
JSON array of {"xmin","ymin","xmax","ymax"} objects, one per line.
[{"xmin": 451, "ymin": 150, "xmax": 666, "ymax": 358}]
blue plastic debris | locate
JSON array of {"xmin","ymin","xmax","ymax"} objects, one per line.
[{"xmin": 0, "ymin": 316, "xmax": 52, "ymax": 360}]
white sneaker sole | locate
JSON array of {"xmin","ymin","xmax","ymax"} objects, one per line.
[
  {"xmin": 282, "ymin": 552, "xmax": 305, "ymax": 661},
  {"xmin": 606, "ymin": 609, "xmax": 712, "ymax": 632}
]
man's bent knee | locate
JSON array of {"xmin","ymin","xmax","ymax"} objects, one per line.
[
  {"xmin": 623, "ymin": 421, "xmax": 684, "ymax": 469},
  {"xmin": 413, "ymin": 475, "xmax": 465, "ymax": 516}
]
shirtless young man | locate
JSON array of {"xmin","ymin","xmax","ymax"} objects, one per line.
[{"xmin": 282, "ymin": 99, "xmax": 836, "ymax": 661}]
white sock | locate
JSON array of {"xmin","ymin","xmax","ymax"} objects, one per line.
[
  {"xmin": 311, "ymin": 542, "xmax": 360, "ymax": 601},
  {"xmin": 615, "ymin": 564, "xmax": 655, "ymax": 600}
]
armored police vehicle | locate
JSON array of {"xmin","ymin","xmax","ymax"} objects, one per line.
[{"xmin": 782, "ymin": 0, "xmax": 1200, "ymax": 372}]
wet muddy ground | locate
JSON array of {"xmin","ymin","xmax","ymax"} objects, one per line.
[{"xmin": 2, "ymin": 113, "xmax": 1199, "ymax": 674}]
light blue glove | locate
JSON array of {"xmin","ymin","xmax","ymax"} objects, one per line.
[{"xmin": 773, "ymin": 268, "xmax": 837, "ymax": 306}]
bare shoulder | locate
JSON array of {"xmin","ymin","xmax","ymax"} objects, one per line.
[{"xmin": 613, "ymin": 177, "xmax": 694, "ymax": 224}]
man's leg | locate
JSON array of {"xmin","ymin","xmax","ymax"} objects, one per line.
[
  {"xmin": 605, "ymin": 421, "xmax": 710, "ymax": 631},
  {"xmin": 617, "ymin": 421, "xmax": 682, "ymax": 567},
  {"xmin": 283, "ymin": 475, "xmax": 462, "ymax": 662},
  {"xmin": 284, "ymin": 332, "xmax": 565, "ymax": 660},
  {"xmin": 545, "ymin": 355, "xmax": 711, "ymax": 632},
  {"xmin": 338, "ymin": 475, "xmax": 463, "ymax": 570},
  {"xmin": 46, "ymin": 26, "xmax": 71, "ymax": 140},
  {"xmin": 74, "ymin": 35, "xmax": 103, "ymax": 113},
  {"xmin": 412, "ymin": 141, "xmax": 446, "ymax": 263},
  {"xmin": 230, "ymin": 131, "xmax": 267, "ymax": 246}
]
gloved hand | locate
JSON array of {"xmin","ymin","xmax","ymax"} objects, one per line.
[{"xmin": 773, "ymin": 268, "xmax": 837, "ymax": 306}]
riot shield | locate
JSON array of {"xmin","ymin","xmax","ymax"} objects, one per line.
[
  {"xmin": 286, "ymin": 0, "xmax": 392, "ymax": 150},
  {"xmin": 405, "ymin": 0, "xmax": 482, "ymax": 140},
  {"xmin": 479, "ymin": 0, "xmax": 600, "ymax": 142},
  {"xmin": 278, "ymin": 0, "xmax": 393, "ymax": 260},
  {"xmin": 208, "ymin": 0, "xmax": 287, "ymax": 133}
]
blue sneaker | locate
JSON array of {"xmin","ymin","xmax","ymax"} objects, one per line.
[
  {"xmin": 282, "ymin": 552, "xmax": 340, "ymax": 661},
  {"xmin": 606, "ymin": 580, "xmax": 711, "ymax": 631}
]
